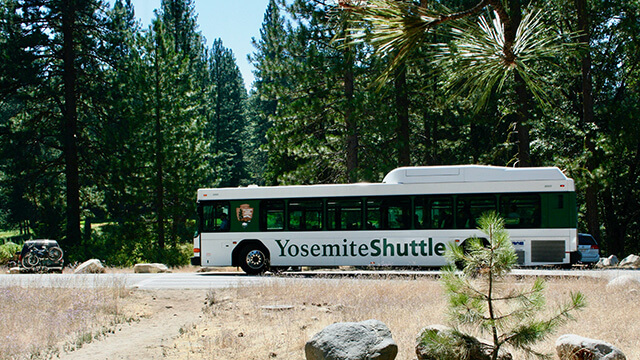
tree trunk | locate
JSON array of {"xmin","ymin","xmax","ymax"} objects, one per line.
[
  {"xmin": 576, "ymin": 0, "xmax": 601, "ymax": 241},
  {"xmin": 344, "ymin": 42, "xmax": 358, "ymax": 183},
  {"xmin": 514, "ymin": 73, "xmax": 531, "ymax": 167},
  {"xmin": 506, "ymin": 0, "xmax": 531, "ymax": 167},
  {"xmin": 423, "ymin": 108, "xmax": 436, "ymax": 165},
  {"xmin": 395, "ymin": 66, "xmax": 410, "ymax": 167},
  {"xmin": 154, "ymin": 40, "xmax": 166, "ymax": 252},
  {"xmin": 83, "ymin": 216, "xmax": 92, "ymax": 259},
  {"xmin": 62, "ymin": 0, "xmax": 81, "ymax": 252},
  {"xmin": 602, "ymin": 189, "xmax": 624, "ymax": 256}
]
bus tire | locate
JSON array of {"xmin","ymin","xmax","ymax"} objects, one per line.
[{"xmin": 239, "ymin": 245, "xmax": 269, "ymax": 275}]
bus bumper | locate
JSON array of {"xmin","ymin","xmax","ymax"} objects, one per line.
[{"xmin": 191, "ymin": 256, "xmax": 201, "ymax": 266}]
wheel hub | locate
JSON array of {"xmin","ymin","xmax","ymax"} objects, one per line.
[{"xmin": 246, "ymin": 250, "xmax": 265, "ymax": 269}]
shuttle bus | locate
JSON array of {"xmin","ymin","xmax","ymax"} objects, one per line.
[{"xmin": 191, "ymin": 165, "xmax": 578, "ymax": 274}]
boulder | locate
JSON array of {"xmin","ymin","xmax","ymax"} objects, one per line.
[
  {"xmin": 606, "ymin": 275, "xmax": 640, "ymax": 288},
  {"xmin": 596, "ymin": 255, "xmax": 619, "ymax": 268},
  {"xmin": 133, "ymin": 263, "xmax": 171, "ymax": 273},
  {"xmin": 619, "ymin": 254, "xmax": 640, "ymax": 268},
  {"xmin": 416, "ymin": 325, "xmax": 511, "ymax": 360},
  {"xmin": 73, "ymin": 259, "xmax": 105, "ymax": 274},
  {"xmin": 556, "ymin": 334, "xmax": 626, "ymax": 360},
  {"xmin": 305, "ymin": 319, "xmax": 397, "ymax": 360}
]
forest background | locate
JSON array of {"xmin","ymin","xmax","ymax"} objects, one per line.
[{"xmin": 0, "ymin": 0, "xmax": 638, "ymax": 266}]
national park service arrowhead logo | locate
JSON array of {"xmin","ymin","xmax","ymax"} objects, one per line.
[{"xmin": 236, "ymin": 204, "xmax": 254, "ymax": 227}]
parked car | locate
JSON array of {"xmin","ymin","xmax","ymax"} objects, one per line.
[
  {"xmin": 578, "ymin": 233, "xmax": 600, "ymax": 265},
  {"xmin": 19, "ymin": 239, "xmax": 64, "ymax": 272}
]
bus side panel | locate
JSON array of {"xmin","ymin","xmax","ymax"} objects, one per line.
[
  {"xmin": 198, "ymin": 228, "xmax": 576, "ymax": 268},
  {"xmin": 264, "ymin": 229, "xmax": 575, "ymax": 267},
  {"xmin": 199, "ymin": 233, "xmax": 236, "ymax": 266},
  {"xmin": 510, "ymin": 228, "xmax": 575, "ymax": 265},
  {"xmin": 264, "ymin": 230, "xmax": 454, "ymax": 267}
]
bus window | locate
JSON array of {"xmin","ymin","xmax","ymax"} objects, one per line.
[
  {"xmin": 388, "ymin": 197, "xmax": 411, "ymax": 229},
  {"xmin": 414, "ymin": 196, "xmax": 453, "ymax": 229},
  {"xmin": 328, "ymin": 198, "xmax": 362, "ymax": 230},
  {"xmin": 500, "ymin": 194, "xmax": 540, "ymax": 228},
  {"xmin": 288, "ymin": 199, "xmax": 323, "ymax": 231},
  {"xmin": 201, "ymin": 201, "xmax": 230, "ymax": 232},
  {"xmin": 366, "ymin": 199, "xmax": 382, "ymax": 229},
  {"xmin": 414, "ymin": 203, "xmax": 426, "ymax": 229},
  {"xmin": 432, "ymin": 197, "xmax": 454, "ymax": 229},
  {"xmin": 366, "ymin": 197, "xmax": 411, "ymax": 230},
  {"xmin": 262, "ymin": 200, "xmax": 285, "ymax": 231},
  {"xmin": 456, "ymin": 195, "xmax": 496, "ymax": 229}
]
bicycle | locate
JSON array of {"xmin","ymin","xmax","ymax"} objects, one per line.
[{"xmin": 21, "ymin": 245, "xmax": 63, "ymax": 269}]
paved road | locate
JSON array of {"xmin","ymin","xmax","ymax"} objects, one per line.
[
  {"xmin": 0, "ymin": 272, "xmax": 270, "ymax": 289},
  {"xmin": 1, "ymin": 268, "xmax": 638, "ymax": 290}
]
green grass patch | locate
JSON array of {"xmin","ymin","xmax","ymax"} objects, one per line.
[{"xmin": 0, "ymin": 229, "xmax": 20, "ymax": 241}]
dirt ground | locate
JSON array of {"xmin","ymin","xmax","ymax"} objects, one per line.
[
  {"xmin": 51, "ymin": 275, "xmax": 640, "ymax": 360},
  {"xmin": 54, "ymin": 286, "xmax": 338, "ymax": 360},
  {"xmin": 58, "ymin": 289, "xmax": 210, "ymax": 360}
]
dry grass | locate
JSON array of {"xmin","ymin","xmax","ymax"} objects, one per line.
[
  {"xmin": 0, "ymin": 280, "xmax": 135, "ymax": 360},
  {"xmin": 171, "ymin": 275, "xmax": 640, "ymax": 359},
  {"xmin": 3, "ymin": 274, "xmax": 638, "ymax": 359}
]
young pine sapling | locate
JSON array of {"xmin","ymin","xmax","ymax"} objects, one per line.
[{"xmin": 432, "ymin": 212, "xmax": 585, "ymax": 359}]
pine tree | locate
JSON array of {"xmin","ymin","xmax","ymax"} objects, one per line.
[
  {"xmin": 141, "ymin": 13, "xmax": 208, "ymax": 254},
  {"xmin": 242, "ymin": 93, "xmax": 270, "ymax": 185},
  {"xmin": 0, "ymin": 0, "xmax": 108, "ymax": 256},
  {"xmin": 256, "ymin": 0, "xmax": 371, "ymax": 184},
  {"xmin": 343, "ymin": 1, "xmax": 581, "ymax": 167},
  {"xmin": 430, "ymin": 212, "xmax": 586, "ymax": 359},
  {"xmin": 249, "ymin": 0, "xmax": 290, "ymax": 185},
  {"xmin": 160, "ymin": 0, "xmax": 202, "ymax": 57},
  {"xmin": 90, "ymin": 0, "xmax": 151, "ymax": 261},
  {"xmin": 206, "ymin": 39, "xmax": 248, "ymax": 188}
]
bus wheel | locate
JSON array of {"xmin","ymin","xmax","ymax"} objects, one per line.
[{"xmin": 239, "ymin": 245, "xmax": 269, "ymax": 275}]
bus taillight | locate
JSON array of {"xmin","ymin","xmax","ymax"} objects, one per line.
[{"xmin": 194, "ymin": 248, "xmax": 200, "ymax": 254}]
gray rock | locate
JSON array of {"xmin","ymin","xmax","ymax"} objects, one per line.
[
  {"xmin": 305, "ymin": 319, "xmax": 397, "ymax": 360},
  {"xmin": 606, "ymin": 275, "xmax": 640, "ymax": 288},
  {"xmin": 556, "ymin": 334, "xmax": 626, "ymax": 360},
  {"xmin": 73, "ymin": 259, "xmax": 105, "ymax": 274},
  {"xmin": 416, "ymin": 325, "xmax": 511, "ymax": 360},
  {"xmin": 596, "ymin": 255, "xmax": 619, "ymax": 268},
  {"xmin": 133, "ymin": 263, "xmax": 171, "ymax": 273},
  {"xmin": 619, "ymin": 254, "xmax": 640, "ymax": 268}
]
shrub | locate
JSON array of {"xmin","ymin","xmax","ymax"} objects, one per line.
[
  {"xmin": 0, "ymin": 241, "xmax": 20, "ymax": 265},
  {"xmin": 161, "ymin": 243, "xmax": 192, "ymax": 267}
]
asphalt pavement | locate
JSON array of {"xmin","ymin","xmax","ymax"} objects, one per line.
[{"xmin": 1, "ymin": 268, "xmax": 639, "ymax": 290}]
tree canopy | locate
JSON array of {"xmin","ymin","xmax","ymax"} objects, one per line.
[{"xmin": 0, "ymin": 0, "xmax": 639, "ymax": 263}]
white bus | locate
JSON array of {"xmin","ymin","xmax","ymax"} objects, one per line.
[{"xmin": 191, "ymin": 165, "xmax": 578, "ymax": 274}]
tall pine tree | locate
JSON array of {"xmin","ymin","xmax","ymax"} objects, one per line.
[
  {"xmin": 206, "ymin": 39, "xmax": 248, "ymax": 187},
  {"xmin": 0, "ymin": 0, "xmax": 108, "ymax": 257}
]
